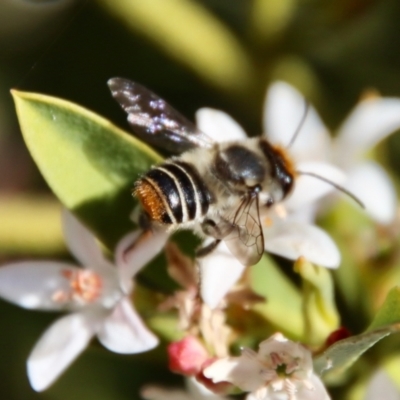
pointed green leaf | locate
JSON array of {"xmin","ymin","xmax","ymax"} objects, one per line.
[
  {"xmin": 367, "ymin": 287, "xmax": 400, "ymax": 331},
  {"xmin": 250, "ymin": 0, "xmax": 297, "ymax": 42},
  {"xmin": 98, "ymin": 0, "xmax": 255, "ymax": 95},
  {"xmin": 313, "ymin": 325, "xmax": 400, "ymax": 378},
  {"xmin": 314, "ymin": 288, "xmax": 400, "ymax": 377},
  {"xmin": 12, "ymin": 90, "xmax": 161, "ymax": 248}
]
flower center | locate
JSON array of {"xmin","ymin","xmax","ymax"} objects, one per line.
[
  {"xmin": 52, "ymin": 269, "xmax": 103, "ymax": 305},
  {"xmin": 270, "ymin": 352, "xmax": 299, "ymax": 376}
]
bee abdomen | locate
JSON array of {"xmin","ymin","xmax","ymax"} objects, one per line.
[{"xmin": 134, "ymin": 161, "xmax": 210, "ymax": 225}]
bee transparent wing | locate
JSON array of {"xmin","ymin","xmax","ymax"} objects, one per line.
[
  {"xmin": 216, "ymin": 195, "xmax": 264, "ymax": 266},
  {"xmin": 108, "ymin": 78, "xmax": 214, "ymax": 153}
]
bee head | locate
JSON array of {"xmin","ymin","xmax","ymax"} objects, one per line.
[
  {"xmin": 259, "ymin": 139, "xmax": 296, "ymax": 206},
  {"xmin": 213, "ymin": 140, "xmax": 295, "ymax": 206}
]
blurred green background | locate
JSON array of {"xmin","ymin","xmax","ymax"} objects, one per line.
[{"xmin": 2, "ymin": 0, "xmax": 400, "ymax": 398}]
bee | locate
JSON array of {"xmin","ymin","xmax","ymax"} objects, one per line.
[{"xmin": 108, "ymin": 78, "xmax": 361, "ymax": 267}]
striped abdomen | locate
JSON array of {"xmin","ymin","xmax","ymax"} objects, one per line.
[{"xmin": 134, "ymin": 161, "xmax": 210, "ymax": 225}]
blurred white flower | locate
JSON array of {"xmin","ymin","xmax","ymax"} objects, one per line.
[
  {"xmin": 204, "ymin": 333, "xmax": 330, "ymax": 400},
  {"xmin": 195, "ymin": 108, "xmax": 341, "ymax": 309},
  {"xmin": 0, "ymin": 210, "xmax": 167, "ymax": 391},
  {"xmin": 264, "ymin": 82, "xmax": 400, "ymax": 224},
  {"xmin": 141, "ymin": 377, "xmax": 228, "ymax": 400},
  {"xmin": 364, "ymin": 369, "xmax": 400, "ymax": 400}
]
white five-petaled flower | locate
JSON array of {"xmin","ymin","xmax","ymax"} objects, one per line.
[
  {"xmin": 265, "ymin": 82, "xmax": 400, "ymax": 224},
  {"xmin": 0, "ymin": 210, "xmax": 167, "ymax": 391},
  {"xmin": 195, "ymin": 97, "xmax": 342, "ymax": 308},
  {"xmin": 204, "ymin": 333, "xmax": 330, "ymax": 400}
]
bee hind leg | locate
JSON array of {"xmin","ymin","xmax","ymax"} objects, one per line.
[{"xmin": 138, "ymin": 211, "xmax": 152, "ymax": 231}]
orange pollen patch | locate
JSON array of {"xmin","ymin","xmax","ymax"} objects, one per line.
[
  {"xmin": 134, "ymin": 179, "xmax": 166, "ymax": 222},
  {"xmin": 51, "ymin": 269, "xmax": 103, "ymax": 304},
  {"xmin": 264, "ymin": 216, "xmax": 274, "ymax": 227},
  {"xmin": 270, "ymin": 144, "xmax": 297, "ymax": 178}
]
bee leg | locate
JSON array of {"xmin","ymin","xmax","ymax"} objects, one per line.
[
  {"xmin": 138, "ymin": 211, "xmax": 152, "ymax": 231},
  {"xmin": 196, "ymin": 239, "xmax": 221, "ymax": 258},
  {"xmin": 201, "ymin": 218, "xmax": 223, "ymax": 238},
  {"xmin": 196, "ymin": 219, "xmax": 224, "ymax": 257}
]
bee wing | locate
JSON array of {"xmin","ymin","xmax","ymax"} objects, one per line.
[
  {"xmin": 216, "ymin": 196, "xmax": 264, "ymax": 266},
  {"xmin": 108, "ymin": 78, "xmax": 214, "ymax": 153}
]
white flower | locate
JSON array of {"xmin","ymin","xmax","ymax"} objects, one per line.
[
  {"xmin": 204, "ymin": 333, "xmax": 330, "ymax": 400},
  {"xmin": 265, "ymin": 82, "xmax": 400, "ymax": 224},
  {"xmin": 364, "ymin": 369, "xmax": 400, "ymax": 400},
  {"xmin": 0, "ymin": 210, "xmax": 167, "ymax": 391},
  {"xmin": 195, "ymin": 105, "xmax": 341, "ymax": 309},
  {"xmin": 141, "ymin": 377, "xmax": 229, "ymax": 400}
]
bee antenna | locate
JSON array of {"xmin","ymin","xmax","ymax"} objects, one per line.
[
  {"xmin": 287, "ymin": 100, "xmax": 309, "ymax": 148},
  {"xmin": 297, "ymin": 170, "xmax": 365, "ymax": 208}
]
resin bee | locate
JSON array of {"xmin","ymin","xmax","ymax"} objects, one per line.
[{"xmin": 108, "ymin": 78, "xmax": 299, "ymax": 266}]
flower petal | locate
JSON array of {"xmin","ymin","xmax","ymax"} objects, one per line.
[
  {"xmin": 264, "ymin": 81, "xmax": 331, "ymax": 162},
  {"xmin": 27, "ymin": 312, "xmax": 98, "ymax": 391},
  {"xmin": 258, "ymin": 333, "xmax": 312, "ymax": 371},
  {"xmin": 345, "ymin": 162, "xmax": 397, "ymax": 224},
  {"xmin": 284, "ymin": 204, "xmax": 318, "ymax": 224},
  {"xmin": 335, "ymin": 97, "xmax": 400, "ymax": 165},
  {"xmin": 245, "ymin": 375, "xmax": 331, "ymax": 400},
  {"xmin": 204, "ymin": 355, "xmax": 262, "ymax": 392},
  {"xmin": 0, "ymin": 262, "xmax": 83, "ymax": 310},
  {"xmin": 62, "ymin": 210, "xmax": 113, "ymax": 273},
  {"xmin": 195, "ymin": 108, "xmax": 247, "ymax": 142},
  {"xmin": 286, "ymin": 161, "xmax": 346, "ymax": 210},
  {"xmin": 199, "ymin": 242, "xmax": 245, "ymax": 309},
  {"xmin": 186, "ymin": 377, "xmax": 227, "ymax": 400},
  {"xmin": 263, "ymin": 221, "xmax": 340, "ymax": 268},
  {"xmin": 297, "ymin": 373, "xmax": 331, "ymax": 400},
  {"xmin": 97, "ymin": 297, "xmax": 158, "ymax": 353},
  {"xmin": 364, "ymin": 369, "xmax": 400, "ymax": 400},
  {"xmin": 115, "ymin": 229, "xmax": 168, "ymax": 282}
]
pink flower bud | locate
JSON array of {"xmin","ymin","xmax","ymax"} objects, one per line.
[{"xmin": 168, "ymin": 336, "xmax": 209, "ymax": 376}]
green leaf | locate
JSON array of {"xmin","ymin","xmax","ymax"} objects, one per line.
[
  {"xmin": 367, "ymin": 287, "xmax": 400, "ymax": 331},
  {"xmin": 97, "ymin": 0, "xmax": 255, "ymax": 96},
  {"xmin": 12, "ymin": 90, "xmax": 161, "ymax": 248},
  {"xmin": 250, "ymin": 0, "xmax": 297, "ymax": 42},
  {"xmin": 320, "ymin": 198, "xmax": 373, "ymax": 318},
  {"xmin": 314, "ymin": 325, "xmax": 400, "ymax": 378},
  {"xmin": 314, "ymin": 288, "xmax": 400, "ymax": 377},
  {"xmin": 250, "ymin": 255, "xmax": 303, "ymax": 339},
  {"xmin": 295, "ymin": 258, "xmax": 340, "ymax": 346}
]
